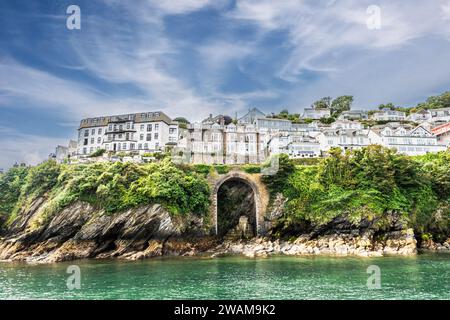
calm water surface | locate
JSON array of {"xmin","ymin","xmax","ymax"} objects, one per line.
[{"xmin": 0, "ymin": 254, "xmax": 449, "ymax": 299}]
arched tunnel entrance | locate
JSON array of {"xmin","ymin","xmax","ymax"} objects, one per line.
[{"xmin": 216, "ymin": 178, "xmax": 257, "ymax": 239}]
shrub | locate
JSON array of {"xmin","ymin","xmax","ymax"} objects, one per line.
[
  {"xmin": 89, "ymin": 149, "xmax": 106, "ymax": 157},
  {"xmin": 242, "ymin": 165, "xmax": 261, "ymax": 174},
  {"xmin": 214, "ymin": 165, "xmax": 230, "ymax": 175}
]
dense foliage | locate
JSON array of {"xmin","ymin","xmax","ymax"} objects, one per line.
[
  {"xmin": 0, "ymin": 166, "xmax": 29, "ymax": 222},
  {"xmin": 268, "ymin": 146, "xmax": 449, "ymax": 239},
  {"xmin": 0, "ymin": 160, "xmax": 211, "ymax": 227}
]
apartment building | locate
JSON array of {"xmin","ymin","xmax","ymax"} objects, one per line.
[
  {"xmin": 77, "ymin": 111, "xmax": 178, "ymax": 155},
  {"xmin": 317, "ymin": 129, "xmax": 371, "ymax": 152},
  {"xmin": 368, "ymin": 125, "xmax": 446, "ymax": 155}
]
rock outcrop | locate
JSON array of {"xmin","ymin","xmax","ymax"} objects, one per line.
[
  {"xmin": 0, "ymin": 197, "xmax": 216, "ymax": 263},
  {"xmin": 211, "ymin": 228, "xmax": 418, "ymax": 258}
]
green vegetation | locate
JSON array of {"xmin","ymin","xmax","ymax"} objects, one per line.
[
  {"xmin": 267, "ymin": 109, "xmax": 302, "ymax": 123},
  {"xmin": 376, "ymin": 92, "xmax": 450, "ymax": 116},
  {"xmin": 0, "ymin": 160, "xmax": 210, "ymax": 227},
  {"xmin": 312, "ymin": 95, "xmax": 353, "ymax": 118},
  {"xmin": 267, "ymin": 147, "xmax": 449, "ymax": 240},
  {"xmin": 89, "ymin": 149, "xmax": 106, "ymax": 157},
  {"xmin": 1, "ymin": 147, "xmax": 448, "ymax": 241},
  {"xmin": 242, "ymin": 164, "xmax": 261, "ymax": 174},
  {"xmin": 0, "ymin": 166, "xmax": 30, "ymax": 224},
  {"xmin": 214, "ymin": 165, "xmax": 230, "ymax": 175}
]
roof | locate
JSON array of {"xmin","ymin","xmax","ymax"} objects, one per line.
[
  {"xmin": 431, "ymin": 122, "xmax": 450, "ymax": 135},
  {"xmin": 79, "ymin": 111, "xmax": 173, "ymax": 129}
]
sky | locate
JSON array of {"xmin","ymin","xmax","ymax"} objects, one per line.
[{"xmin": 1, "ymin": 0, "xmax": 450, "ymax": 169}]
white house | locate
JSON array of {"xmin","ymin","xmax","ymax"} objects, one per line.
[
  {"xmin": 331, "ymin": 120, "xmax": 363, "ymax": 130},
  {"xmin": 371, "ymin": 108, "xmax": 406, "ymax": 122},
  {"xmin": 77, "ymin": 111, "xmax": 179, "ymax": 156},
  {"xmin": 303, "ymin": 108, "xmax": 331, "ymax": 120},
  {"xmin": 338, "ymin": 110, "xmax": 369, "ymax": 121},
  {"xmin": 407, "ymin": 109, "xmax": 432, "ymax": 122},
  {"xmin": 267, "ymin": 132, "xmax": 321, "ymax": 158},
  {"xmin": 430, "ymin": 107, "xmax": 450, "ymax": 122},
  {"xmin": 368, "ymin": 125, "xmax": 446, "ymax": 156},
  {"xmin": 317, "ymin": 129, "xmax": 371, "ymax": 152}
]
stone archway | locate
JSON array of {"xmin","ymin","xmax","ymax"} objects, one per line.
[{"xmin": 210, "ymin": 171, "xmax": 269, "ymax": 236}]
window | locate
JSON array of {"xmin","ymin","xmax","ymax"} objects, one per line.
[
  {"xmin": 140, "ymin": 124, "xmax": 144, "ymax": 130},
  {"xmin": 84, "ymin": 130, "xmax": 89, "ymax": 137},
  {"xmin": 155, "ymin": 124, "xmax": 159, "ymax": 130},
  {"xmin": 98, "ymin": 128, "xmax": 102, "ymax": 135},
  {"xmin": 90, "ymin": 147, "xmax": 93, "ymax": 153},
  {"xmin": 119, "ymin": 125, "xmax": 123, "ymax": 131},
  {"xmin": 146, "ymin": 134, "xmax": 152, "ymax": 141},
  {"xmin": 140, "ymin": 134, "xmax": 144, "ymax": 140},
  {"xmin": 122, "ymin": 143, "xmax": 126, "ymax": 150},
  {"xmin": 83, "ymin": 147, "xmax": 87, "ymax": 154},
  {"xmin": 144, "ymin": 143, "xmax": 148, "ymax": 149},
  {"xmin": 138, "ymin": 143, "xmax": 142, "ymax": 149},
  {"xmin": 127, "ymin": 123, "xmax": 130, "ymax": 129},
  {"xmin": 147, "ymin": 124, "xmax": 152, "ymax": 131},
  {"xmin": 91, "ymin": 129, "xmax": 95, "ymax": 135},
  {"xmin": 84, "ymin": 139, "xmax": 88, "ymax": 146},
  {"xmin": 169, "ymin": 128, "xmax": 176, "ymax": 134},
  {"xmin": 108, "ymin": 124, "xmax": 112, "ymax": 131},
  {"xmin": 154, "ymin": 133, "xmax": 159, "ymax": 140},
  {"xmin": 130, "ymin": 143, "xmax": 135, "ymax": 150},
  {"xmin": 97, "ymin": 137, "xmax": 101, "ymax": 143},
  {"xmin": 91, "ymin": 138, "xmax": 94, "ymax": 144}
]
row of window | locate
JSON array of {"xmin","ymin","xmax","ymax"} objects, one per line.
[{"xmin": 81, "ymin": 142, "xmax": 161, "ymax": 154}]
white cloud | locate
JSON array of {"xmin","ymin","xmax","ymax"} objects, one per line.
[
  {"xmin": 228, "ymin": 0, "xmax": 450, "ymax": 81},
  {"xmin": 0, "ymin": 127, "xmax": 67, "ymax": 169}
]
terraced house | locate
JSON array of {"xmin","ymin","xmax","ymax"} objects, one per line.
[{"xmin": 77, "ymin": 111, "xmax": 179, "ymax": 155}]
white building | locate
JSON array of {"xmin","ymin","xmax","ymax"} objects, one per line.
[
  {"xmin": 430, "ymin": 107, "xmax": 450, "ymax": 122},
  {"xmin": 317, "ymin": 129, "xmax": 371, "ymax": 152},
  {"xmin": 371, "ymin": 108, "xmax": 406, "ymax": 122},
  {"xmin": 407, "ymin": 109, "xmax": 432, "ymax": 122},
  {"xmin": 268, "ymin": 132, "xmax": 321, "ymax": 158},
  {"xmin": 303, "ymin": 108, "xmax": 331, "ymax": 120},
  {"xmin": 338, "ymin": 110, "xmax": 369, "ymax": 121},
  {"xmin": 54, "ymin": 140, "xmax": 77, "ymax": 163},
  {"xmin": 368, "ymin": 125, "xmax": 446, "ymax": 156},
  {"xmin": 331, "ymin": 120, "xmax": 363, "ymax": 130},
  {"xmin": 77, "ymin": 111, "xmax": 179, "ymax": 156}
]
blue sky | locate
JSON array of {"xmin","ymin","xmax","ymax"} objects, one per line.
[{"xmin": 1, "ymin": 0, "xmax": 450, "ymax": 168}]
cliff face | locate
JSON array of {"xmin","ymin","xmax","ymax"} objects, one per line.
[
  {"xmin": 1, "ymin": 195, "xmax": 448, "ymax": 264},
  {"xmin": 0, "ymin": 197, "xmax": 216, "ymax": 263}
]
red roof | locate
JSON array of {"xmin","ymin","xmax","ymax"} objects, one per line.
[{"xmin": 431, "ymin": 123, "xmax": 450, "ymax": 135}]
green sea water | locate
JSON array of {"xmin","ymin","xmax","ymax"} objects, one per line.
[{"xmin": 0, "ymin": 254, "xmax": 449, "ymax": 300}]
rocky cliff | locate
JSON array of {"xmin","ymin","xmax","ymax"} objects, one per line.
[
  {"xmin": 0, "ymin": 196, "xmax": 448, "ymax": 264},
  {"xmin": 0, "ymin": 197, "xmax": 217, "ymax": 263}
]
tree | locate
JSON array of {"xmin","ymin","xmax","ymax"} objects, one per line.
[
  {"xmin": 312, "ymin": 97, "xmax": 332, "ymax": 109},
  {"xmin": 173, "ymin": 117, "xmax": 190, "ymax": 124},
  {"xmin": 416, "ymin": 91, "xmax": 450, "ymax": 110},
  {"xmin": 330, "ymin": 95, "xmax": 353, "ymax": 117},
  {"xmin": 378, "ymin": 103, "xmax": 396, "ymax": 110}
]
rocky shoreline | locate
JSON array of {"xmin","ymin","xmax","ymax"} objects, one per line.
[{"xmin": 1, "ymin": 232, "xmax": 449, "ymax": 264}]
